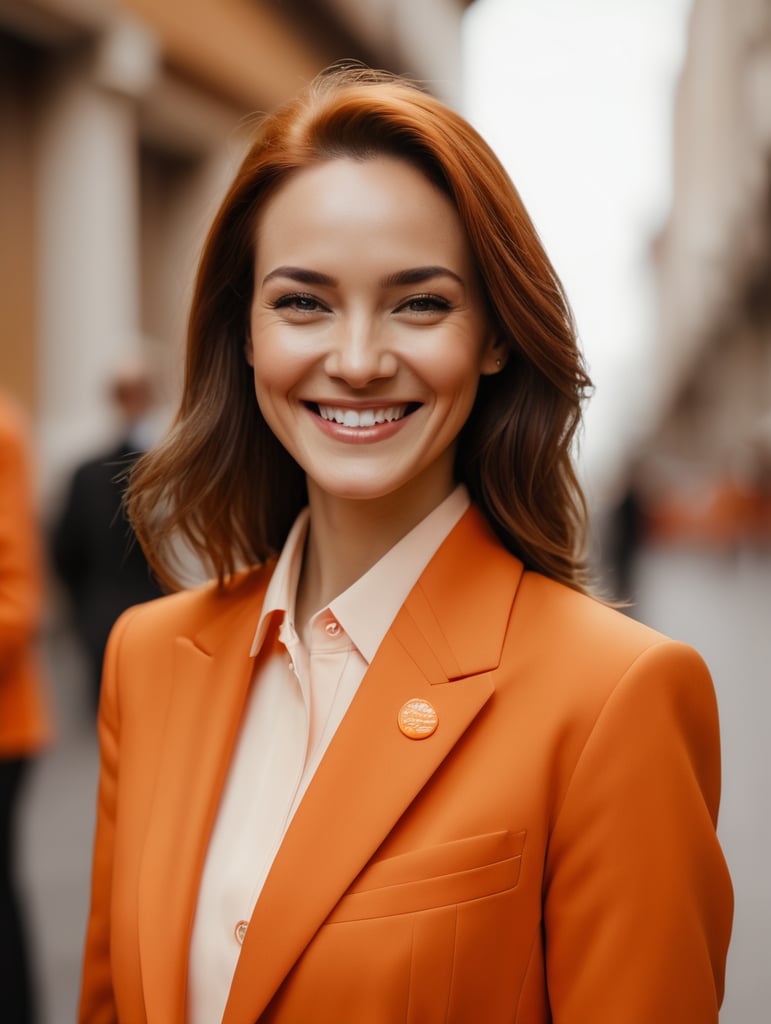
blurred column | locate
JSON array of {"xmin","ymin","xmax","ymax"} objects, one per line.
[
  {"xmin": 36, "ymin": 14, "xmax": 160, "ymax": 501},
  {"xmin": 0, "ymin": 41, "xmax": 38, "ymax": 414},
  {"xmin": 654, "ymin": 0, "xmax": 771, "ymax": 408}
]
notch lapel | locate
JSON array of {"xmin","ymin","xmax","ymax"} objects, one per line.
[
  {"xmin": 137, "ymin": 573, "xmax": 271, "ymax": 1024},
  {"xmin": 224, "ymin": 507, "xmax": 524, "ymax": 1024}
]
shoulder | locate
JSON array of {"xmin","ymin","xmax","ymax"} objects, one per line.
[
  {"xmin": 517, "ymin": 569, "xmax": 674, "ymax": 661},
  {"xmin": 511, "ymin": 569, "xmax": 714, "ymax": 719},
  {"xmin": 69, "ymin": 450, "xmax": 127, "ymax": 487},
  {"xmin": 505, "ymin": 571, "xmax": 722, "ymax": 816},
  {"xmin": 107, "ymin": 563, "xmax": 275, "ymax": 654},
  {"xmin": 0, "ymin": 398, "xmax": 36, "ymax": 510},
  {"xmin": 0, "ymin": 394, "xmax": 29, "ymax": 457},
  {"xmin": 440, "ymin": 507, "xmax": 703, "ymax": 687}
]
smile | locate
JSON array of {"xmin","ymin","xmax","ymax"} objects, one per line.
[{"xmin": 315, "ymin": 404, "xmax": 416, "ymax": 428}]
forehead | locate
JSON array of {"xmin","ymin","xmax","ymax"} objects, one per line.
[{"xmin": 253, "ymin": 156, "xmax": 471, "ymax": 266}]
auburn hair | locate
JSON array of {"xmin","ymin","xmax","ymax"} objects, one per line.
[{"xmin": 129, "ymin": 66, "xmax": 593, "ymax": 592}]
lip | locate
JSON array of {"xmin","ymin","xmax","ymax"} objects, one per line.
[{"xmin": 305, "ymin": 401, "xmax": 420, "ymax": 444}]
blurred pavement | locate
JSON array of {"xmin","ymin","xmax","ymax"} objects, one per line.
[
  {"xmin": 19, "ymin": 622, "xmax": 97, "ymax": 1024},
  {"xmin": 635, "ymin": 543, "xmax": 771, "ymax": 1024}
]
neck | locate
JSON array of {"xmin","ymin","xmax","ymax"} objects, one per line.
[{"xmin": 294, "ymin": 480, "xmax": 455, "ymax": 631}]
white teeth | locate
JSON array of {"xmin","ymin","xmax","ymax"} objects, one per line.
[{"xmin": 318, "ymin": 404, "xmax": 408, "ymax": 427}]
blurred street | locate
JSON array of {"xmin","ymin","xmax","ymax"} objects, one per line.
[
  {"xmin": 17, "ymin": 543, "xmax": 771, "ymax": 1024},
  {"xmin": 1, "ymin": 1, "xmax": 767, "ymax": 1021},
  {"xmin": 635, "ymin": 543, "xmax": 771, "ymax": 1024},
  {"xmin": 19, "ymin": 622, "xmax": 98, "ymax": 1024}
]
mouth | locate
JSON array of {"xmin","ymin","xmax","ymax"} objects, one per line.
[{"xmin": 310, "ymin": 403, "xmax": 420, "ymax": 428}]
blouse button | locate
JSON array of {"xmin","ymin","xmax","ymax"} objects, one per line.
[
  {"xmin": 324, "ymin": 620, "xmax": 341, "ymax": 637},
  {"xmin": 235, "ymin": 920, "xmax": 248, "ymax": 945}
]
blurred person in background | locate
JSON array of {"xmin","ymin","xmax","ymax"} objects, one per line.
[
  {"xmin": 0, "ymin": 390, "xmax": 53, "ymax": 1024},
  {"xmin": 79, "ymin": 68, "xmax": 732, "ymax": 1023},
  {"xmin": 602, "ymin": 456, "xmax": 648, "ymax": 607},
  {"xmin": 51, "ymin": 361, "xmax": 164, "ymax": 711}
]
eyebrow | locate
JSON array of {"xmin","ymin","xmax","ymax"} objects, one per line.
[
  {"xmin": 261, "ymin": 265, "xmax": 464, "ymax": 289},
  {"xmin": 262, "ymin": 266, "xmax": 336, "ymax": 287},
  {"xmin": 381, "ymin": 266, "xmax": 464, "ymax": 288}
]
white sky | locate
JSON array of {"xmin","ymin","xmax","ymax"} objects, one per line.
[{"xmin": 462, "ymin": 0, "xmax": 692, "ymax": 503}]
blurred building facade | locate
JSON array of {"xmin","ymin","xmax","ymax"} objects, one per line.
[
  {"xmin": 632, "ymin": 0, "xmax": 771, "ymax": 552},
  {"xmin": 0, "ymin": 0, "xmax": 469, "ymax": 507},
  {"xmin": 2, "ymin": 2, "xmax": 769, "ymax": 1021},
  {"xmin": 615, "ymin": 5, "xmax": 771, "ymax": 1020},
  {"xmin": 1, "ymin": 5, "xmax": 472, "ymax": 1021},
  {"xmin": 4, "ymin": 0, "xmax": 768, "ymax": 538}
]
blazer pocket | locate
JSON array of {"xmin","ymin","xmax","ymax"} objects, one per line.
[{"xmin": 328, "ymin": 830, "xmax": 526, "ymax": 923}]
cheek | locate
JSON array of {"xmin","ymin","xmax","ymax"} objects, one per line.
[
  {"xmin": 250, "ymin": 338, "xmax": 298, "ymax": 396},
  {"xmin": 248, "ymin": 344, "xmax": 309, "ymax": 451},
  {"xmin": 247, "ymin": 347, "xmax": 283, "ymax": 419},
  {"xmin": 415, "ymin": 335, "xmax": 487, "ymax": 396}
]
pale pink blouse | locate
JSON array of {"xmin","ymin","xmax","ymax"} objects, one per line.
[{"xmin": 187, "ymin": 485, "xmax": 470, "ymax": 1024}]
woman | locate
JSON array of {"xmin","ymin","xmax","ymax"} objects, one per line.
[{"xmin": 79, "ymin": 68, "xmax": 732, "ymax": 1023}]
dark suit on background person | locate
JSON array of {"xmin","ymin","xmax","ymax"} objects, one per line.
[
  {"xmin": 52, "ymin": 365, "xmax": 165, "ymax": 709},
  {"xmin": 51, "ymin": 437, "xmax": 163, "ymax": 709}
]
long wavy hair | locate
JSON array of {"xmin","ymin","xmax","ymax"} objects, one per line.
[{"xmin": 129, "ymin": 66, "xmax": 593, "ymax": 592}]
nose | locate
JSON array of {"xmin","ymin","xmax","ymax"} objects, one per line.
[{"xmin": 323, "ymin": 316, "xmax": 398, "ymax": 387}]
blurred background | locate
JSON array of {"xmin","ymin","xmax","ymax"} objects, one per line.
[{"xmin": 0, "ymin": 0, "xmax": 768, "ymax": 1020}]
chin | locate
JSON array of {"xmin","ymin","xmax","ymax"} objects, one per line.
[{"xmin": 307, "ymin": 470, "xmax": 410, "ymax": 504}]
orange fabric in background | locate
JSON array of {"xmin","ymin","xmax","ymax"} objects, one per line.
[{"xmin": 0, "ymin": 394, "xmax": 52, "ymax": 756}]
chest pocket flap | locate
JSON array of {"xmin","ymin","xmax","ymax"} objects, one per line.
[{"xmin": 328, "ymin": 829, "xmax": 526, "ymax": 923}]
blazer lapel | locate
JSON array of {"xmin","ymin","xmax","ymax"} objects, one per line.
[
  {"xmin": 223, "ymin": 507, "xmax": 524, "ymax": 1024},
  {"xmin": 137, "ymin": 572, "xmax": 271, "ymax": 1024}
]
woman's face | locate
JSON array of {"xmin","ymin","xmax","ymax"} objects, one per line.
[{"xmin": 247, "ymin": 155, "xmax": 500, "ymax": 512}]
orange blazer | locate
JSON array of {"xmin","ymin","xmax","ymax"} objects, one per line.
[
  {"xmin": 79, "ymin": 506, "xmax": 732, "ymax": 1024},
  {"xmin": 0, "ymin": 394, "xmax": 51, "ymax": 757}
]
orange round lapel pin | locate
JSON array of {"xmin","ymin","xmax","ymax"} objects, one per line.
[{"xmin": 397, "ymin": 697, "xmax": 439, "ymax": 739}]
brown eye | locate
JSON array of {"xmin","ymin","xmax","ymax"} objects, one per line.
[
  {"xmin": 396, "ymin": 294, "xmax": 452, "ymax": 315},
  {"xmin": 272, "ymin": 293, "xmax": 325, "ymax": 313}
]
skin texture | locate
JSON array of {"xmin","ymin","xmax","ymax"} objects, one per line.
[{"xmin": 247, "ymin": 156, "xmax": 502, "ymax": 624}]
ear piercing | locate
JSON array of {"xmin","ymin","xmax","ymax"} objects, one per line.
[{"xmin": 495, "ymin": 358, "xmax": 502, "ymax": 368}]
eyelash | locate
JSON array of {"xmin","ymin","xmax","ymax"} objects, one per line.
[
  {"xmin": 270, "ymin": 292, "xmax": 325, "ymax": 312},
  {"xmin": 396, "ymin": 293, "xmax": 453, "ymax": 314},
  {"xmin": 268, "ymin": 291, "xmax": 453, "ymax": 315}
]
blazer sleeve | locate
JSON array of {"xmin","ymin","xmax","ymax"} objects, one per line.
[
  {"xmin": 78, "ymin": 609, "xmax": 133, "ymax": 1024},
  {"xmin": 541, "ymin": 639, "xmax": 733, "ymax": 1023}
]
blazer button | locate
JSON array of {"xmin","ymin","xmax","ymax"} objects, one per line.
[{"xmin": 398, "ymin": 698, "xmax": 438, "ymax": 739}]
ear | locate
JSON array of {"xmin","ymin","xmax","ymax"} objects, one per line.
[
  {"xmin": 244, "ymin": 327, "xmax": 254, "ymax": 368},
  {"xmin": 480, "ymin": 334, "xmax": 507, "ymax": 376}
]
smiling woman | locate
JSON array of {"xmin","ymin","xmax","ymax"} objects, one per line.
[
  {"xmin": 78, "ymin": 67, "xmax": 732, "ymax": 1024},
  {"xmin": 247, "ymin": 155, "xmax": 498, "ymax": 536},
  {"xmin": 125, "ymin": 67, "xmax": 592, "ymax": 593}
]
